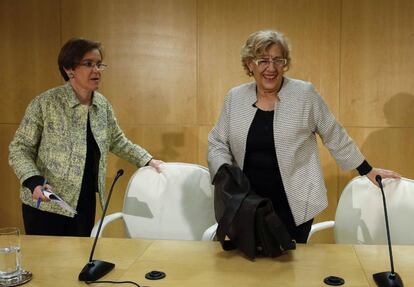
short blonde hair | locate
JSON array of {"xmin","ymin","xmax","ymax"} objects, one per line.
[{"xmin": 241, "ymin": 30, "xmax": 291, "ymax": 76}]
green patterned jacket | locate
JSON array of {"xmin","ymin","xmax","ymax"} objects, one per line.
[{"xmin": 9, "ymin": 83, "xmax": 152, "ymax": 217}]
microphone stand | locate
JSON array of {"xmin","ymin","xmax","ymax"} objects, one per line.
[
  {"xmin": 78, "ymin": 169, "xmax": 124, "ymax": 282},
  {"xmin": 373, "ymin": 175, "xmax": 403, "ymax": 287}
]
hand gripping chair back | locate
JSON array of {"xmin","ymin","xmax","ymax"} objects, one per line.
[
  {"xmin": 309, "ymin": 176, "xmax": 414, "ymax": 244},
  {"xmin": 91, "ymin": 163, "xmax": 216, "ymax": 241}
]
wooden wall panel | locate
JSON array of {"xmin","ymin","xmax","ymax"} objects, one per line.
[
  {"xmin": 0, "ymin": 125, "xmax": 23, "ymax": 229},
  {"xmin": 60, "ymin": 0, "xmax": 197, "ymax": 125},
  {"xmin": 341, "ymin": 0, "xmax": 414, "ymax": 127},
  {"xmin": 0, "ymin": 0, "xmax": 61, "ymax": 124},
  {"xmin": 0, "ymin": 0, "xmax": 60, "ymax": 231},
  {"xmin": 340, "ymin": 127, "xmax": 414, "ymax": 187},
  {"xmin": 340, "ymin": 0, "xmax": 414, "ymax": 212}
]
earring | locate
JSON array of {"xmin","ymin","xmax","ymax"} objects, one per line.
[
  {"xmin": 68, "ymin": 73, "xmax": 74, "ymax": 79},
  {"xmin": 248, "ymin": 70, "xmax": 253, "ymax": 76}
]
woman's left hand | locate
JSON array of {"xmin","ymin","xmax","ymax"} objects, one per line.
[
  {"xmin": 366, "ymin": 167, "xmax": 401, "ymax": 186},
  {"xmin": 148, "ymin": 159, "xmax": 164, "ymax": 173}
]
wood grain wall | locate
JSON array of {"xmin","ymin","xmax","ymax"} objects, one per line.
[{"xmin": 1, "ymin": 0, "xmax": 413, "ymax": 243}]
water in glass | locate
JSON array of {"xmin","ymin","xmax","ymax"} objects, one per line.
[{"xmin": 0, "ymin": 227, "xmax": 21, "ymax": 280}]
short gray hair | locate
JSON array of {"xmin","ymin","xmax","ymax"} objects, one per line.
[{"xmin": 241, "ymin": 30, "xmax": 291, "ymax": 76}]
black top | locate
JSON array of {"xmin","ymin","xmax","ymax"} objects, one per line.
[
  {"xmin": 76, "ymin": 114, "xmax": 100, "ymax": 214},
  {"xmin": 243, "ymin": 108, "xmax": 296, "ymax": 229}
]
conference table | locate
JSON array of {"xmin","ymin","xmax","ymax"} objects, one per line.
[{"xmin": 19, "ymin": 235, "xmax": 413, "ymax": 286}]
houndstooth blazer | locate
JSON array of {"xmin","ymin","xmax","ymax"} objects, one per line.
[{"xmin": 208, "ymin": 77, "xmax": 365, "ymax": 226}]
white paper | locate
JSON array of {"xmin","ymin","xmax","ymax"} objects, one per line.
[{"xmin": 43, "ymin": 190, "xmax": 77, "ymax": 215}]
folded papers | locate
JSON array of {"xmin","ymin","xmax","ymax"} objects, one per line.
[{"xmin": 43, "ymin": 190, "xmax": 77, "ymax": 215}]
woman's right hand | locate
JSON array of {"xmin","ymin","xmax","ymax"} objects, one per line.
[
  {"xmin": 148, "ymin": 159, "xmax": 164, "ymax": 173},
  {"xmin": 32, "ymin": 184, "xmax": 52, "ymax": 202}
]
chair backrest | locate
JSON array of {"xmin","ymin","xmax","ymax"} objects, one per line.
[
  {"xmin": 121, "ymin": 162, "xmax": 215, "ymax": 240},
  {"xmin": 334, "ymin": 176, "xmax": 414, "ymax": 244}
]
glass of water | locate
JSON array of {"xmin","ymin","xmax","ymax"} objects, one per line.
[{"xmin": 0, "ymin": 227, "xmax": 21, "ymax": 280}]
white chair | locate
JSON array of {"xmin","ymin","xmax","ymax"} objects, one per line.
[
  {"xmin": 308, "ymin": 176, "xmax": 414, "ymax": 244},
  {"xmin": 91, "ymin": 163, "xmax": 217, "ymax": 241}
]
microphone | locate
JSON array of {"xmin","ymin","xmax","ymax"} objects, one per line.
[
  {"xmin": 78, "ymin": 169, "xmax": 124, "ymax": 282},
  {"xmin": 372, "ymin": 175, "xmax": 404, "ymax": 287}
]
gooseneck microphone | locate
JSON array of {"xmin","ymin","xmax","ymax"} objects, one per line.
[
  {"xmin": 373, "ymin": 175, "xmax": 404, "ymax": 287},
  {"xmin": 78, "ymin": 169, "xmax": 124, "ymax": 282}
]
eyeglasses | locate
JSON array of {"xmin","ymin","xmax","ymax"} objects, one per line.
[
  {"xmin": 253, "ymin": 58, "xmax": 287, "ymax": 69},
  {"xmin": 79, "ymin": 60, "xmax": 108, "ymax": 71}
]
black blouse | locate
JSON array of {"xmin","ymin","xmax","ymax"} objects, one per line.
[{"xmin": 243, "ymin": 108, "xmax": 296, "ymax": 228}]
